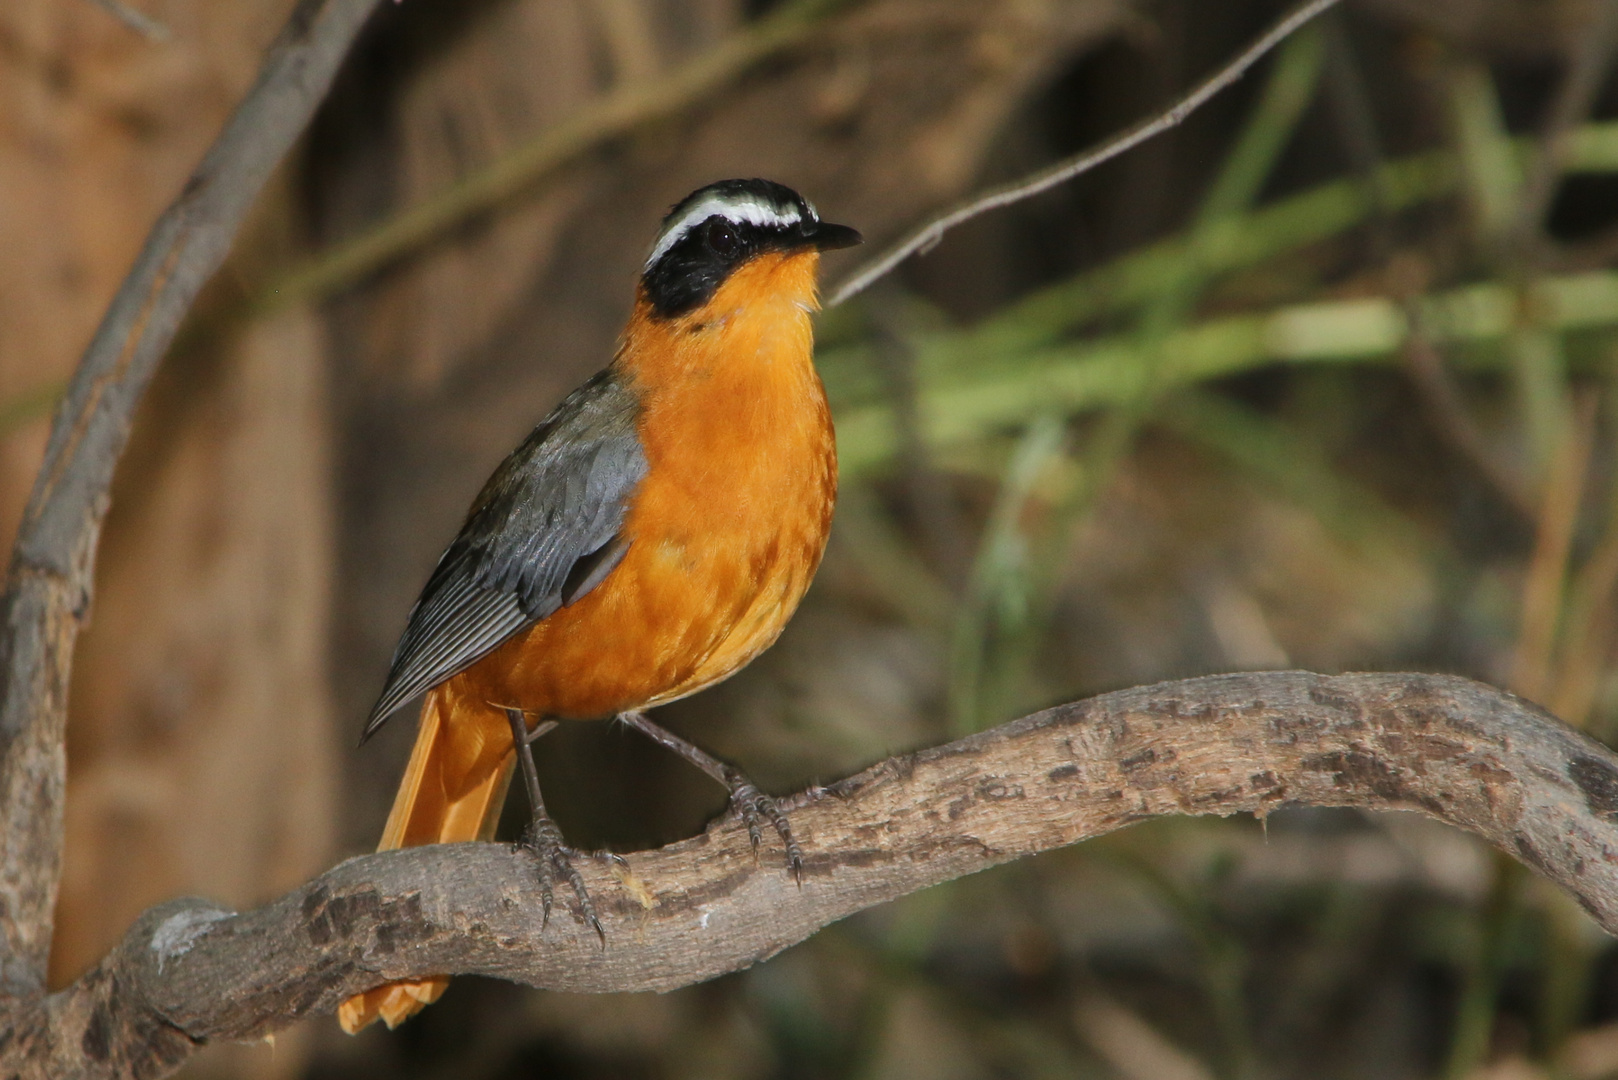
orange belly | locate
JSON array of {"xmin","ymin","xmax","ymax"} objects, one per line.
[{"xmin": 452, "ymin": 249, "xmax": 836, "ymax": 721}]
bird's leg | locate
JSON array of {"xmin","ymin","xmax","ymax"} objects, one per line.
[
  {"xmin": 505, "ymin": 709, "xmax": 602, "ymax": 940},
  {"xmin": 617, "ymin": 710, "xmax": 803, "ymax": 881}
]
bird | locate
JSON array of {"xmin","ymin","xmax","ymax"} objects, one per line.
[{"xmin": 337, "ymin": 179, "xmax": 860, "ymax": 1033}]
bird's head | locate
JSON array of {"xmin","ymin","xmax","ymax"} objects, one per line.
[{"xmin": 639, "ymin": 179, "xmax": 861, "ymax": 320}]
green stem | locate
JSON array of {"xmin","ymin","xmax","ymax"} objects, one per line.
[
  {"xmin": 1444, "ymin": 854, "xmax": 1526, "ymax": 1080},
  {"xmin": 820, "ymin": 119, "xmax": 1618, "ymax": 416},
  {"xmin": 833, "ymin": 270, "xmax": 1618, "ymax": 475},
  {"xmin": 1541, "ymin": 890, "xmax": 1594, "ymax": 1078},
  {"xmin": 942, "ymin": 28, "xmax": 1330, "ymax": 734},
  {"xmin": 947, "ymin": 415, "xmax": 1066, "ymax": 735}
]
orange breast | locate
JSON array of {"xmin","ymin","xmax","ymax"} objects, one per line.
[{"xmin": 453, "ymin": 249, "xmax": 836, "ymax": 720}]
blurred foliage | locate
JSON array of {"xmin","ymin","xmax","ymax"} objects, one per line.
[
  {"xmin": 54, "ymin": 0, "xmax": 1618, "ymax": 1077},
  {"xmin": 696, "ymin": 7, "xmax": 1618, "ymax": 1080}
]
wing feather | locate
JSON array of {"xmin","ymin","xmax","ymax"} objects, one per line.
[{"xmin": 360, "ymin": 368, "xmax": 646, "ymax": 740}]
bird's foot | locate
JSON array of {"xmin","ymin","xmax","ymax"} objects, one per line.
[
  {"xmin": 613, "ymin": 711, "xmax": 804, "ymax": 881},
  {"xmin": 516, "ymin": 815, "xmax": 604, "ymax": 942},
  {"xmin": 722, "ymin": 767, "xmax": 804, "ymax": 883}
]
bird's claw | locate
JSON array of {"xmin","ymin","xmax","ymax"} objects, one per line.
[
  {"xmin": 517, "ymin": 817, "xmax": 604, "ymax": 943},
  {"xmin": 723, "ymin": 768, "xmax": 804, "ymax": 883}
]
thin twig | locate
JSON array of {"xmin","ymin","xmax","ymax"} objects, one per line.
[
  {"xmin": 1551, "ymin": 392, "xmax": 1618, "ymax": 724},
  {"xmin": 1514, "ymin": 395, "xmax": 1598, "ymax": 705},
  {"xmin": 824, "ymin": 0, "xmax": 1346, "ymax": 308},
  {"xmin": 82, "ymin": 0, "xmax": 171, "ymax": 42},
  {"xmin": 1322, "ymin": 9, "xmax": 1393, "ymax": 256},
  {"xmin": 5, "ymin": 671, "xmax": 1618, "ymax": 1079},
  {"xmin": 1515, "ymin": 0, "xmax": 1618, "ymax": 244},
  {"xmin": 1323, "ymin": 19, "xmax": 1538, "ymax": 517},
  {"xmin": 0, "ymin": 0, "xmax": 384, "ymax": 1001},
  {"xmin": 1403, "ymin": 325, "xmax": 1541, "ymax": 520}
]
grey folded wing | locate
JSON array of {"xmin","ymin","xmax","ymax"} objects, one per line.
[{"xmin": 361, "ymin": 368, "xmax": 647, "ymax": 740}]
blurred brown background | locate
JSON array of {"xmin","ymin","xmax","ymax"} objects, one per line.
[{"xmin": 12, "ymin": 0, "xmax": 1618, "ymax": 1076}]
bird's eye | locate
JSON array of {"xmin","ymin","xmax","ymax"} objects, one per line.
[{"xmin": 707, "ymin": 220, "xmax": 739, "ymax": 257}]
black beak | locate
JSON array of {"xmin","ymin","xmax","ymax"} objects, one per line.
[{"xmin": 806, "ymin": 220, "xmax": 862, "ymax": 251}]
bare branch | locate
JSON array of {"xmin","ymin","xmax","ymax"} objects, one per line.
[
  {"xmin": 0, "ymin": 0, "xmax": 383, "ymax": 999},
  {"xmin": 7, "ymin": 670, "xmax": 1618, "ymax": 1079},
  {"xmin": 82, "ymin": 0, "xmax": 171, "ymax": 42},
  {"xmin": 1515, "ymin": 0, "xmax": 1618, "ymax": 241},
  {"xmin": 826, "ymin": 0, "xmax": 1345, "ymax": 308},
  {"xmin": 1403, "ymin": 326, "xmax": 1541, "ymax": 519}
]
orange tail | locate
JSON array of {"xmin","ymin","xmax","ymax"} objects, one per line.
[{"xmin": 337, "ymin": 684, "xmax": 517, "ymax": 1034}]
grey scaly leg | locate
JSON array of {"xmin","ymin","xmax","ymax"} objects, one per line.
[
  {"xmin": 506, "ymin": 709, "xmax": 603, "ymax": 940},
  {"xmin": 618, "ymin": 710, "xmax": 803, "ymax": 881}
]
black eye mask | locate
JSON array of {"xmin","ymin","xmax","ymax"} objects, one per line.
[{"xmin": 640, "ymin": 179, "xmax": 860, "ymax": 319}]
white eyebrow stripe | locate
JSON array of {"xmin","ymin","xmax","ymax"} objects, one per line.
[{"xmin": 644, "ymin": 195, "xmax": 806, "ymax": 270}]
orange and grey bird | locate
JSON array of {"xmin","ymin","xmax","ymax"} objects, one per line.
[{"xmin": 338, "ymin": 179, "xmax": 860, "ymax": 1033}]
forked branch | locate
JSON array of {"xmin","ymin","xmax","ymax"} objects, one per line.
[
  {"xmin": 6, "ymin": 670, "xmax": 1618, "ymax": 1079},
  {"xmin": 0, "ymin": 0, "xmax": 383, "ymax": 1001}
]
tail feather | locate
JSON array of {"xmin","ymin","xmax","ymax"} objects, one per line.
[{"xmin": 338, "ymin": 685, "xmax": 516, "ymax": 1034}]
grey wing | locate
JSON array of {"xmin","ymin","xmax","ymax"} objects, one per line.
[{"xmin": 360, "ymin": 368, "xmax": 647, "ymax": 740}]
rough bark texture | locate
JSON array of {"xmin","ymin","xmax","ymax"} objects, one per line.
[
  {"xmin": 1, "ymin": 24, "xmax": 341, "ymax": 1080},
  {"xmin": 4, "ymin": 669, "xmax": 1616, "ymax": 1079},
  {"xmin": 0, "ymin": 0, "xmax": 381, "ymax": 1004},
  {"xmin": 56, "ymin": 301, "xmax": 338, "ymax": 1017}
]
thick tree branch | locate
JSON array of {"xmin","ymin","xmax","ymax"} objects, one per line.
[
  {"xmin": 0, "ymin": 0, "xmax": 382, "ymax": 999},
  {"xmin": 6, "ymin": 670, "xmax": 1618, "ymax": 1079},
  {"xmin": 0, "ymin": 0, "xmax": 1347, "ymax": 1003}
]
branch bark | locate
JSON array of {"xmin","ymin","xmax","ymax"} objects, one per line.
[
  {"xmin": 0, "ymin": 0, "xmax": 382, "ymax": 1001},
  {"xmin": 5, "ymin": 669, "xmax": 1618, "ymax": 1079}
]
